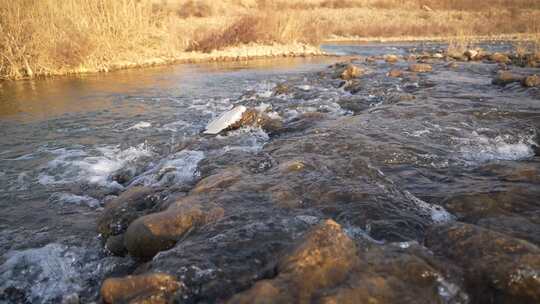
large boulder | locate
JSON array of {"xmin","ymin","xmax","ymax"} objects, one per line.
[
  {"xmin": 124, "ymin": 199, "xmax": 224, "ymax": 259},
  {"xmin": 227, "ymin": 219, "xmax": 358, "ymax": 303},
  {"xmin": 426, "ymin": 222, "xmax": 540, "ymax": 303},
  {"xmin": 101, "ymin": 273, "xmax": 182, "ymax": 303},
  {"xmin": 228, "ymin": 220, "xmax": 466, "ymax": 304}
]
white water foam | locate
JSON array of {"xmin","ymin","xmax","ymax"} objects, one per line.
[
  {"xmin": 403, "ymin": 191, "xmax": 454, "ymax": 224},
  {"xmin": 38, "ymin": 143, "xmax": 154, "ymax": 189},
  {"xmin": 129, "ymin": 150, "xmax": 204, "ymax": 187},
  {"xmin": 457, "ymin": 132, "xmax": 535, "ymax": 162},
  {"xmin": 0, "ymin": 244, "xmax": 83, "ymax": 303},
  {"xmin": 126, "ymin": 121, "xmax": 151, "ymax": 130},
  {"xmin": 49, "ymin": 192, "xmax": 101, "ymax": 208},
  {"xmin": 218, "ymin": 127, "xmax": 270, "ymax": 153}
]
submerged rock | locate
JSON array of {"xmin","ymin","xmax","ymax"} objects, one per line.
[
  {"xmin": 101, "ymin": 273, "xmax": 182, "ymax": 303},
  {"xmin": 492, "ymin": 70, "xmax": 523, "ymax": 86},
  {"xmin": 408, "ymin": 63, "xmax": 432, "ymax": 73},
  {"xmin": 192, "ymin": 169, "xmax": 242, "ymax": 193},
  {"xmin": 97, "ymin": 187, "xmax": 164, "ymax": 240},
  {"xmin": 426, "ymin": 222, "xmax": 540, "ymax": 303}
]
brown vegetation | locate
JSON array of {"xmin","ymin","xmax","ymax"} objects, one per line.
[{"xmin": 1, "ymin": 0, "xmax": 539, "ymax": 80}]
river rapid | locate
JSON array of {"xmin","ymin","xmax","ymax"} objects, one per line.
[{"xmin": 0, "ymin": 43, "xmax": 539, "ymax": 304}]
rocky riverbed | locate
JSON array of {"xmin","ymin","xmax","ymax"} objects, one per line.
[{"xmin": 1, "ymin": 43, "xmax": 540, "ymax": 303}]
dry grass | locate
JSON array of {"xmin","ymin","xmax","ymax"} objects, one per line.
[
  {"xmin": 189, "ymin": 12, "xmax": 330, "ymax": 52},
  {"xmin": 1, "ymin": 0, "xmax": 540, "ymax": 80}
]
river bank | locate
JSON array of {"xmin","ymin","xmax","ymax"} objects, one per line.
[
  {"xmin": 0, "ymin": 43, "xmax": 325, "ymax": 80},
  {"xmin": 2, "ymin": 0, "xmax": 539, "ymax": 81}
]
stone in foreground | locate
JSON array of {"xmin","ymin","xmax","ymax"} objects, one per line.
[
  {"xmin": 426, "ymin": 222, "xmax": 540, "ymax": 303},
  {"xmin": 101, "ymin": 273, "xmax": 182, "ymax": 303}
]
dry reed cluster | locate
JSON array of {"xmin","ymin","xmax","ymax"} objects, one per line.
[{"xmin": 1, "ymin": 0, "xmax": 539, "ymax": 80}]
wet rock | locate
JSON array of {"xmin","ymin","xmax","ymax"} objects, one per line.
[
  {"xmin": 233, "ymin": 108, "xmax": 283, "ymax": 133},
  {"xmin": 278, "ymin": 160, "xmax": 306, "ymax": 173},
  {"xmin": 192, "ymin": 169, "xmax": 242, "ymax": 193},
  {"xmin": 227, "ymin": 219, "xmax": 358, "ymax": 303},
  {"xmin": 111, "ymin": 166, "xmax": 137, "ymax": 186},
  {"xmin": 229, "ymin": 220, "xmax": 467, "ymax": 304},
  {"xmin": 426, "ymin": 222, "xmax": 540, "ymax": 303},
  {"xmin": 522, "ymin": 74, "xmax": 540, "ymax": 87},
  {"xmin": 338, "ymin": 64, "xmax": 364, "ymax": 80},
  {"xmin": 385, "ymin": 54, "xmax": 400, "ymax": 63},
  {"xmin": 317, "ymin": 246, "xmax": 468, "ymax": 304},
  {"xmin": 446, "ymin": 62, "xmax": 459, "ymax": 69},
  {"xmin": 272, "ymin": 83, "xmax": 291, "ymax": 95},
  {"xmin": 101, "ymin": 273, "xmax": 182, "ymax": 303},
  {"xmin": 388, "ymin": 69, "xmax": 404, "ymax": 78},
  {"xmin": 97, "ymin": 187, "xmax": 164, "ymax": 240},
  {"xmin": 408, "ymin": 63, "xmax": 432, "ymax": 73},
  {"xmin": 440, "ymin": 190, "xmax": 539, "ymax": 224},
  {"xmin": 490, "ymin": 52, "xmax": 511, "ymax": 64},
  {"xmin": 343, "ymin": 79, "xmax": 363, "ymax": 94},
  {"xmin": 269, "ymin": 184, "xmax": 303, "ymax": 209},
  {"xmin": 464, "ymin": 49, "xmax": 479, "ymax": 60},
  {"xmin": 447, "ymin": 51, "xmax": 467, "ymax": 61},
  {"xmin": 477, "ymin": 216, "xmax": 540, "ymax": 246},
  {"xmin": 338, "ymin": 98, "xmax": 370, "ymax": 114},
  {"xmin": 492, "ymin": 70, "xmax": 523, "ymax": 86},
  {"xmin": 105, "ymin": 234, "xmax": 127, "ymax": 256},
  {"xmin": 124, "ymin": 200, "xmax": 224, "ymax": 259},
  {"xmin": 204, "ymin": 106, "xmax": 247, "ymax": 135}
]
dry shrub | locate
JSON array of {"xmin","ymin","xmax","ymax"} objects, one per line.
[
  {"xmin": 0, "ymin": 0, "xmax": 169, "ymax": 79},
  {"xmin": 177, "ymin": 0, "xmax": 216, "ymax": 18},
  {"xmin": 189, "ymin": 12, "xmax": 328, "ymax": 52},
  {"xmin": 320, "ymin": 0, "xmax": 362, "ymax": 9}
]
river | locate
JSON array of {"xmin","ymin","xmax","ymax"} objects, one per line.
[{"xmin": 0, "ymin": 42, "xmax": 539, "ymax": 303}]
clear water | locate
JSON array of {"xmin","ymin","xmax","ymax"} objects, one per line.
[{"xmin": 0, "ymin": 42, "xmax": 539, "ymax": 303}]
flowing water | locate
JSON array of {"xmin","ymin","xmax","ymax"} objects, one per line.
[{"xmin": 0, "ymin": 43, "xmax": 539, "ymax": 303}]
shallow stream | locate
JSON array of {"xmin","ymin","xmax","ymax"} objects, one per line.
[{"xmin": 1, "ymin": 42, "xmax": 539, "ymax": 303}]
